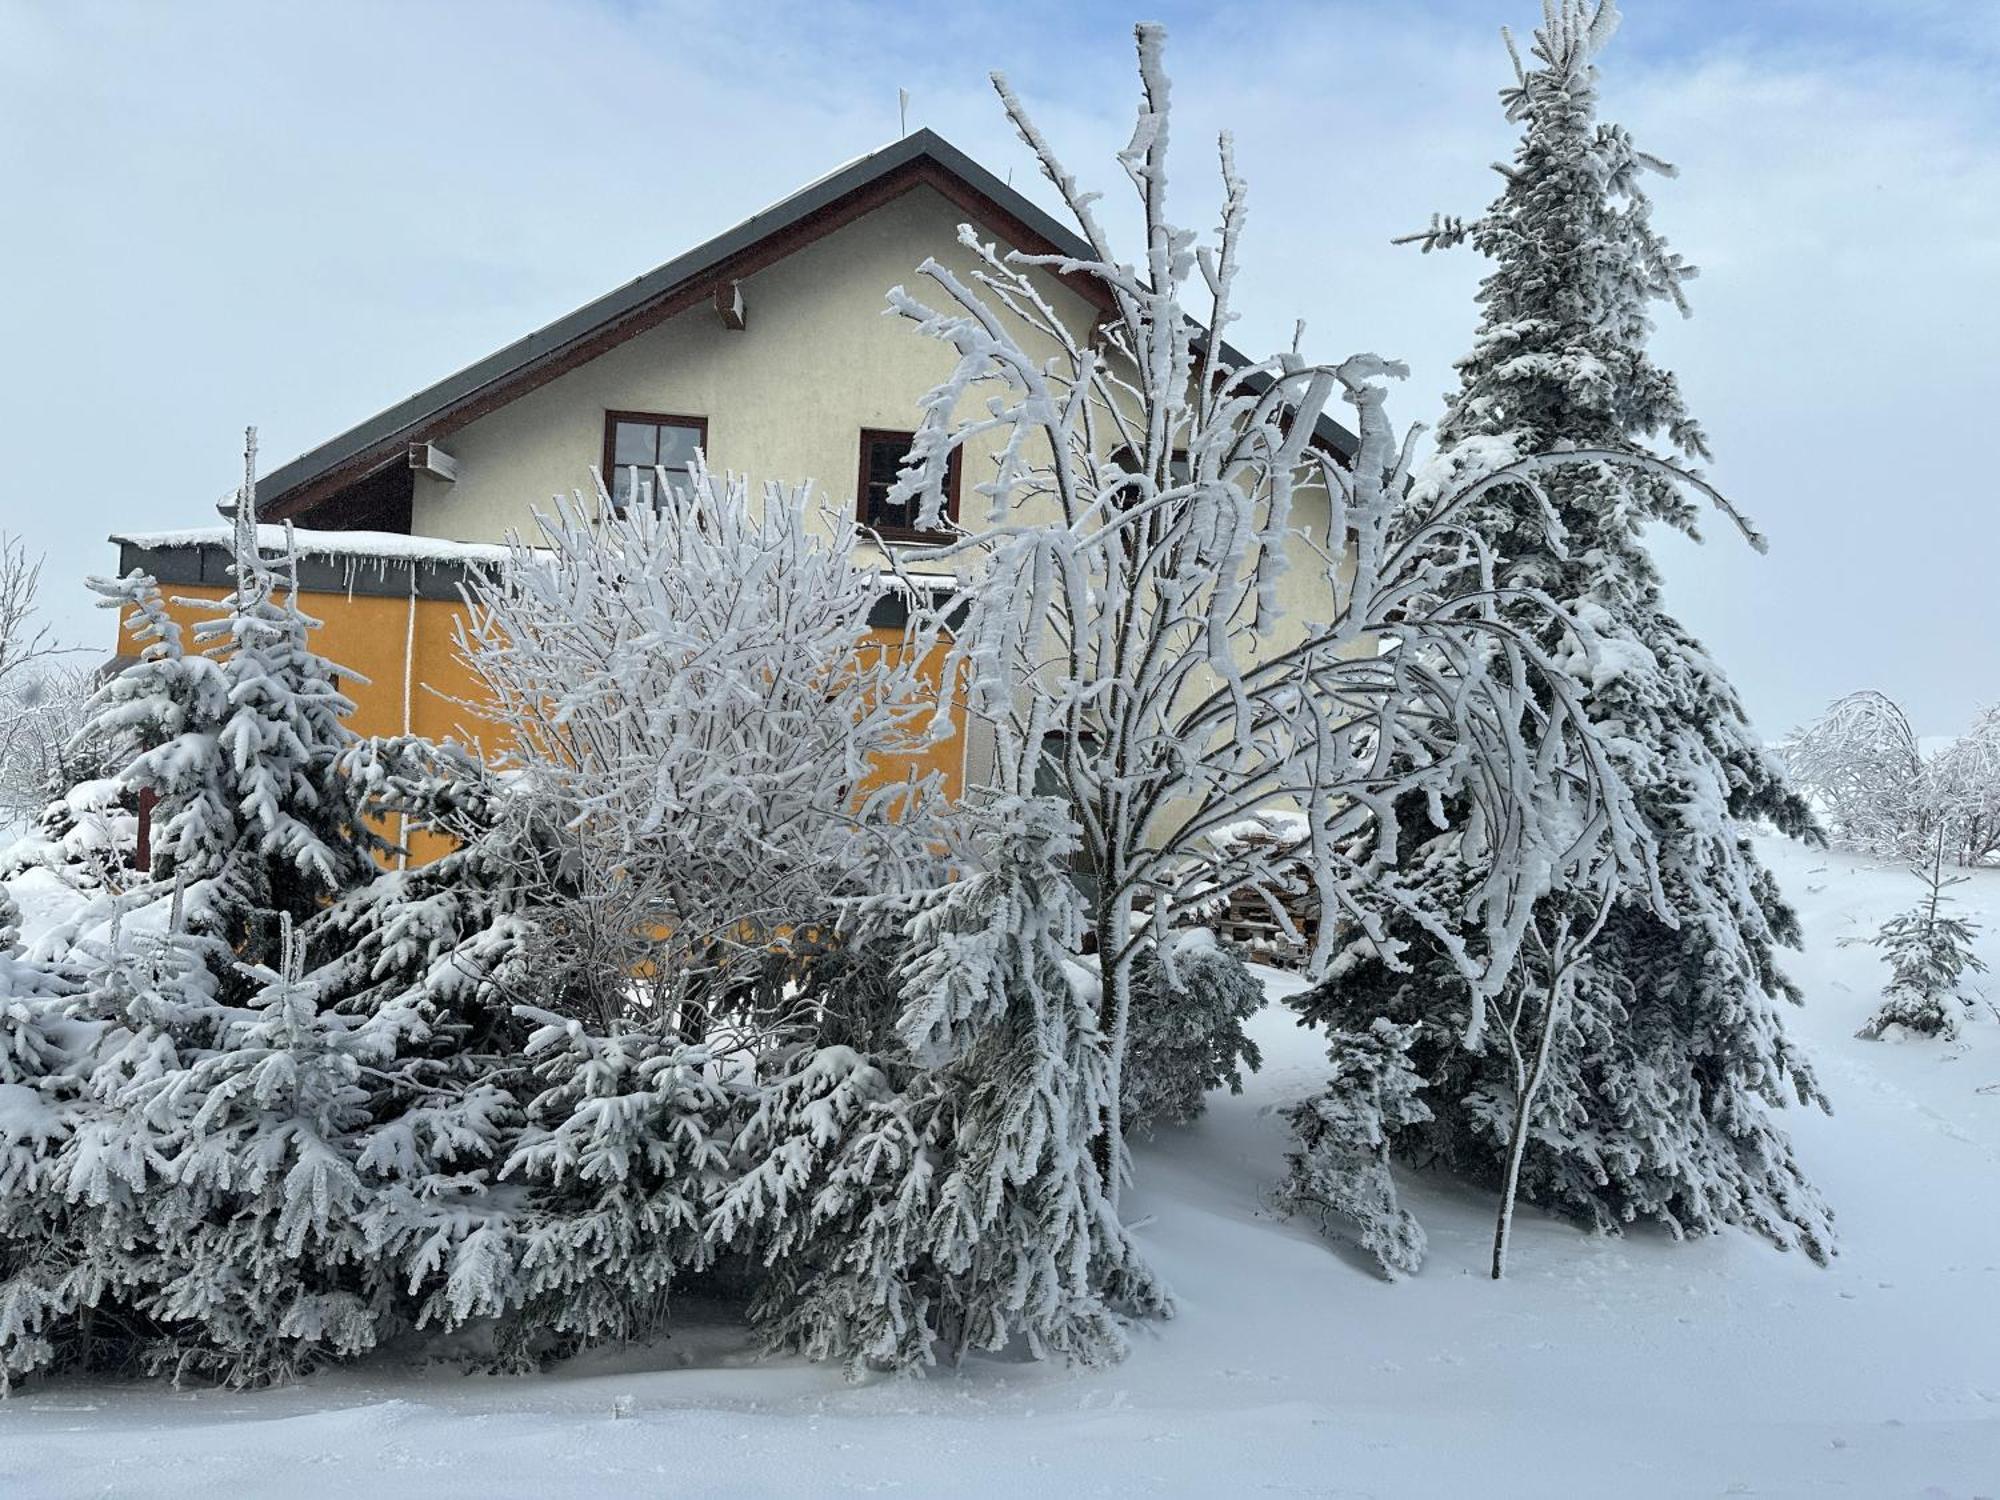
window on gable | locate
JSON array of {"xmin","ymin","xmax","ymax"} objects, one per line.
[
  {"xmin": 1108, "ymin": 444, "xmax": 1193, "ymax": 493},
  {"xmin": 603, "ymin": 411, "xmax": 707, "ymax": 512},
  {"xmin": 857, "ymin": 428, "xmax": 960, "ymax": 542}
]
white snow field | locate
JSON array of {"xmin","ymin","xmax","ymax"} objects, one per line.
[{"xmin": 2, "ymin": 834, "xmax": 1995, "ymax": 1499}]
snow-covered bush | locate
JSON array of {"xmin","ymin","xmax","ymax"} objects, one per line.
[
  {"xmin": 456, "ymin": 461, "xmax": 945, "ymax": 1036},
  {"xmin": 1120, "ymin": 929, "xmax": 1264, "ymax": 1136},
  {"xmin": 0, "ymin": 534, "xmax": 68, "ymax": 840},
  {"xmin": 1784, "ymin": 691, "xmax": 1931, "ymax": 862},
  {"xmin": 0, "ymin": 664, "xmax": 98, "ymax": 839},
  {"xmin": 1855, "ymin": 836, "xmax": 1987, "ymax": 1041},
  {"xmin": 1787, "ymin": 692, "xmax": 2000, "ymax": 868},
  {"xmin": 1275, "ymin": 1019, "xmax": 1430, "ymax": 1280}
]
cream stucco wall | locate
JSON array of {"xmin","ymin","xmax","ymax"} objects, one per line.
[
  {"xmin": 410, "ymin": 182, "xmax": 1339, "ymax": 622},
  {"xmin": 407, "ymin": 181, "xmax": 1349, "ymax": 808}
]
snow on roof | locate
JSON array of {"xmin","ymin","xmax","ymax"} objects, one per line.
[{"xmin": 111, "ymin": 526, "xmax": 512, "ymax": 568}]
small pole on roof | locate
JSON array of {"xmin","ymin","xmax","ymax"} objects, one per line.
[{"xmin": 898, "ymin": 87, "xmax": 910, "ymax": 137}]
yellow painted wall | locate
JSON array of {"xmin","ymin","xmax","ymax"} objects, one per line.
[{"xmin": 120, "ymin": 589, "xmax": 965, "ymax": 867}]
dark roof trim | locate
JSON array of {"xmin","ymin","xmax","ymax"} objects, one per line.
[
  {"xmin": 259, "ymin": 130, "xmax": 1357, "ymax": 524},
  {"xmin": 119, "ymin": 535, "xmax": 954, "ymax": 629},
  {"xmin": 119, "ymin": 539, "xmax": 489, "ymax": 604}
]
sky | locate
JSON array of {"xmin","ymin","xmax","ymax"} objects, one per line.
[{"xmin": 0, "ymin": 0, "xmax": 1994, "ymax": 739}]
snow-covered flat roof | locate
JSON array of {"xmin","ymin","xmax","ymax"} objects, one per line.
[{"xmin": 110, "ymin": 526, "xmax": 513, "ymax": 567}]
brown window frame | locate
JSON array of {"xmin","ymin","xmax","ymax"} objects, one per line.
[
  {"xmin": 856, "ymin": 428, "xmax": 960, "ymax": 543},
  {"xmin": 602, "ymin": 410, "xmax": 709, "ymax": 512}
]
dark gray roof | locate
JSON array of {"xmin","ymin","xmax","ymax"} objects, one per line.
[{"xmin": 256, "ymin": 129, "xmax": 1355, "ymax": 517}]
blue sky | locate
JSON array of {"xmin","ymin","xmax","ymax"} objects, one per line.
[{"xmin": 0, "ymin": 0, "xmax": 1994, "ymax": 738}]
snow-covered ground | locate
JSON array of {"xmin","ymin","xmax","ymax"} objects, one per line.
[{"xmin": 2, "ymin": 835, "xmax": 1995, "ymax": 1498}]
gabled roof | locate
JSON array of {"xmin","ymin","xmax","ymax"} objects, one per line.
[{"xmin": 259, "ymin": 129, "xmax": 1355, "ymax": 524}]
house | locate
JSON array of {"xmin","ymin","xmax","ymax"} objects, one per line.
[{"xmin": 110, "ymin": 129, "xmax": 1356, "ymax": 866}]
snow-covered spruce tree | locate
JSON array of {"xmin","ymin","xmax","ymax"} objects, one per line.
[
  {"xmin": 0, "ymin": 887, "xmax": 83, "ymax": 1383},
  {"xmin": 77, "ymin": 430, "xmax": 381, "ymax": 987},
  {"xmin": 887, "ymin": 24, "xmax": 1658, "ymax": 1196},
  {"xmin": 1854, "ymin": 831, "xmax": 1986, "ymax": 1041},
  {"xmin": 0, "ymin": 432, "xmax": 396, "ymax": 1387},
  {"xmin": 1274, "ymin": 1019, "xmax": 1431, "ymax": 1280},
  {"xmin": 1120, "ymin": 929, "xmax": 1264, "ymax": 1137},
  {"xmin": 1320, "ymin": 0, "xmax": 1832, "ymax": 1271},
  {"xmin": 711, "ymin": 792, "xmax": 1164, "ymax": 1376}
]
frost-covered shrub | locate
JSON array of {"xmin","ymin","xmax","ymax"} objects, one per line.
[
  {"xmin": 1276, "ymin": 1019, "xmax": 1430, "ymax": 1279},
  {"xmin": 1120, "ymin": 930, "xmax": 1264, "ymax": 1136}
]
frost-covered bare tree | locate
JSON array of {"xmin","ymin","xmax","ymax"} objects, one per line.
[
  {"xmin": 1786, "ymin": 692, "xmax": 2000, "ymax": 867},
  {"xmin": 1784, "ymin": 690, "xmax": 1929, "ymax": 861},
  {"xmin": 457, "ymin": 460, "xmax": 946, "ymax": 1036},
  {"xmin": 0, "ymin": 663, "xmax": 97, "ymax": 837},
  {"xmin": 886, "ymin": 23, "xmax": 1665, "ymax": 1174},
  {"xmin": 0, "ymin": 536, "xmax": 73, "ymax": 835}
]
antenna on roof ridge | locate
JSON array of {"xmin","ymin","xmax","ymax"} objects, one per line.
[{"xmin": 898, "ymin": 87, "xmax": 910, "ymax": 137}]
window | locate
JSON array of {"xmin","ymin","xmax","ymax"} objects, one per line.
[
  {"xmin": 857, "ymin": 428, "xmax": 959, "ymax": 541},
  {"xmin": 603, "ymin": 411, "xmax": 706, "ymax": 512},
  {"xmin": 1108, "ymin": 444, "xmax": 1192, "ymax": 492}
]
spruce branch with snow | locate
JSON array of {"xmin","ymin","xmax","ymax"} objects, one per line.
[
  {"xmin": 1275, "ymin": 1018, "xmax": 1431, "ymax": 1280},
  {"xmin": 714, "ymin": 792, "xmax": 1165, "ymax": 1375},
  {"xmin": 1327, "ymin": 0, "xmax": 1835, "ymax": 1267}
]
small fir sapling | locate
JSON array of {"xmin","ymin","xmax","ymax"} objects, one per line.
[
  {"xmin": 1855, "ymin": 831, "xmax": 1987, "ymax": 1041},
  {"xmin": 1275, "ymin": 1019, "xmax": 1430, "ymax": 1279},
  {"xmin": 1120, "ymin": 929, "xmax": 1264, "ymax": 1136}
]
